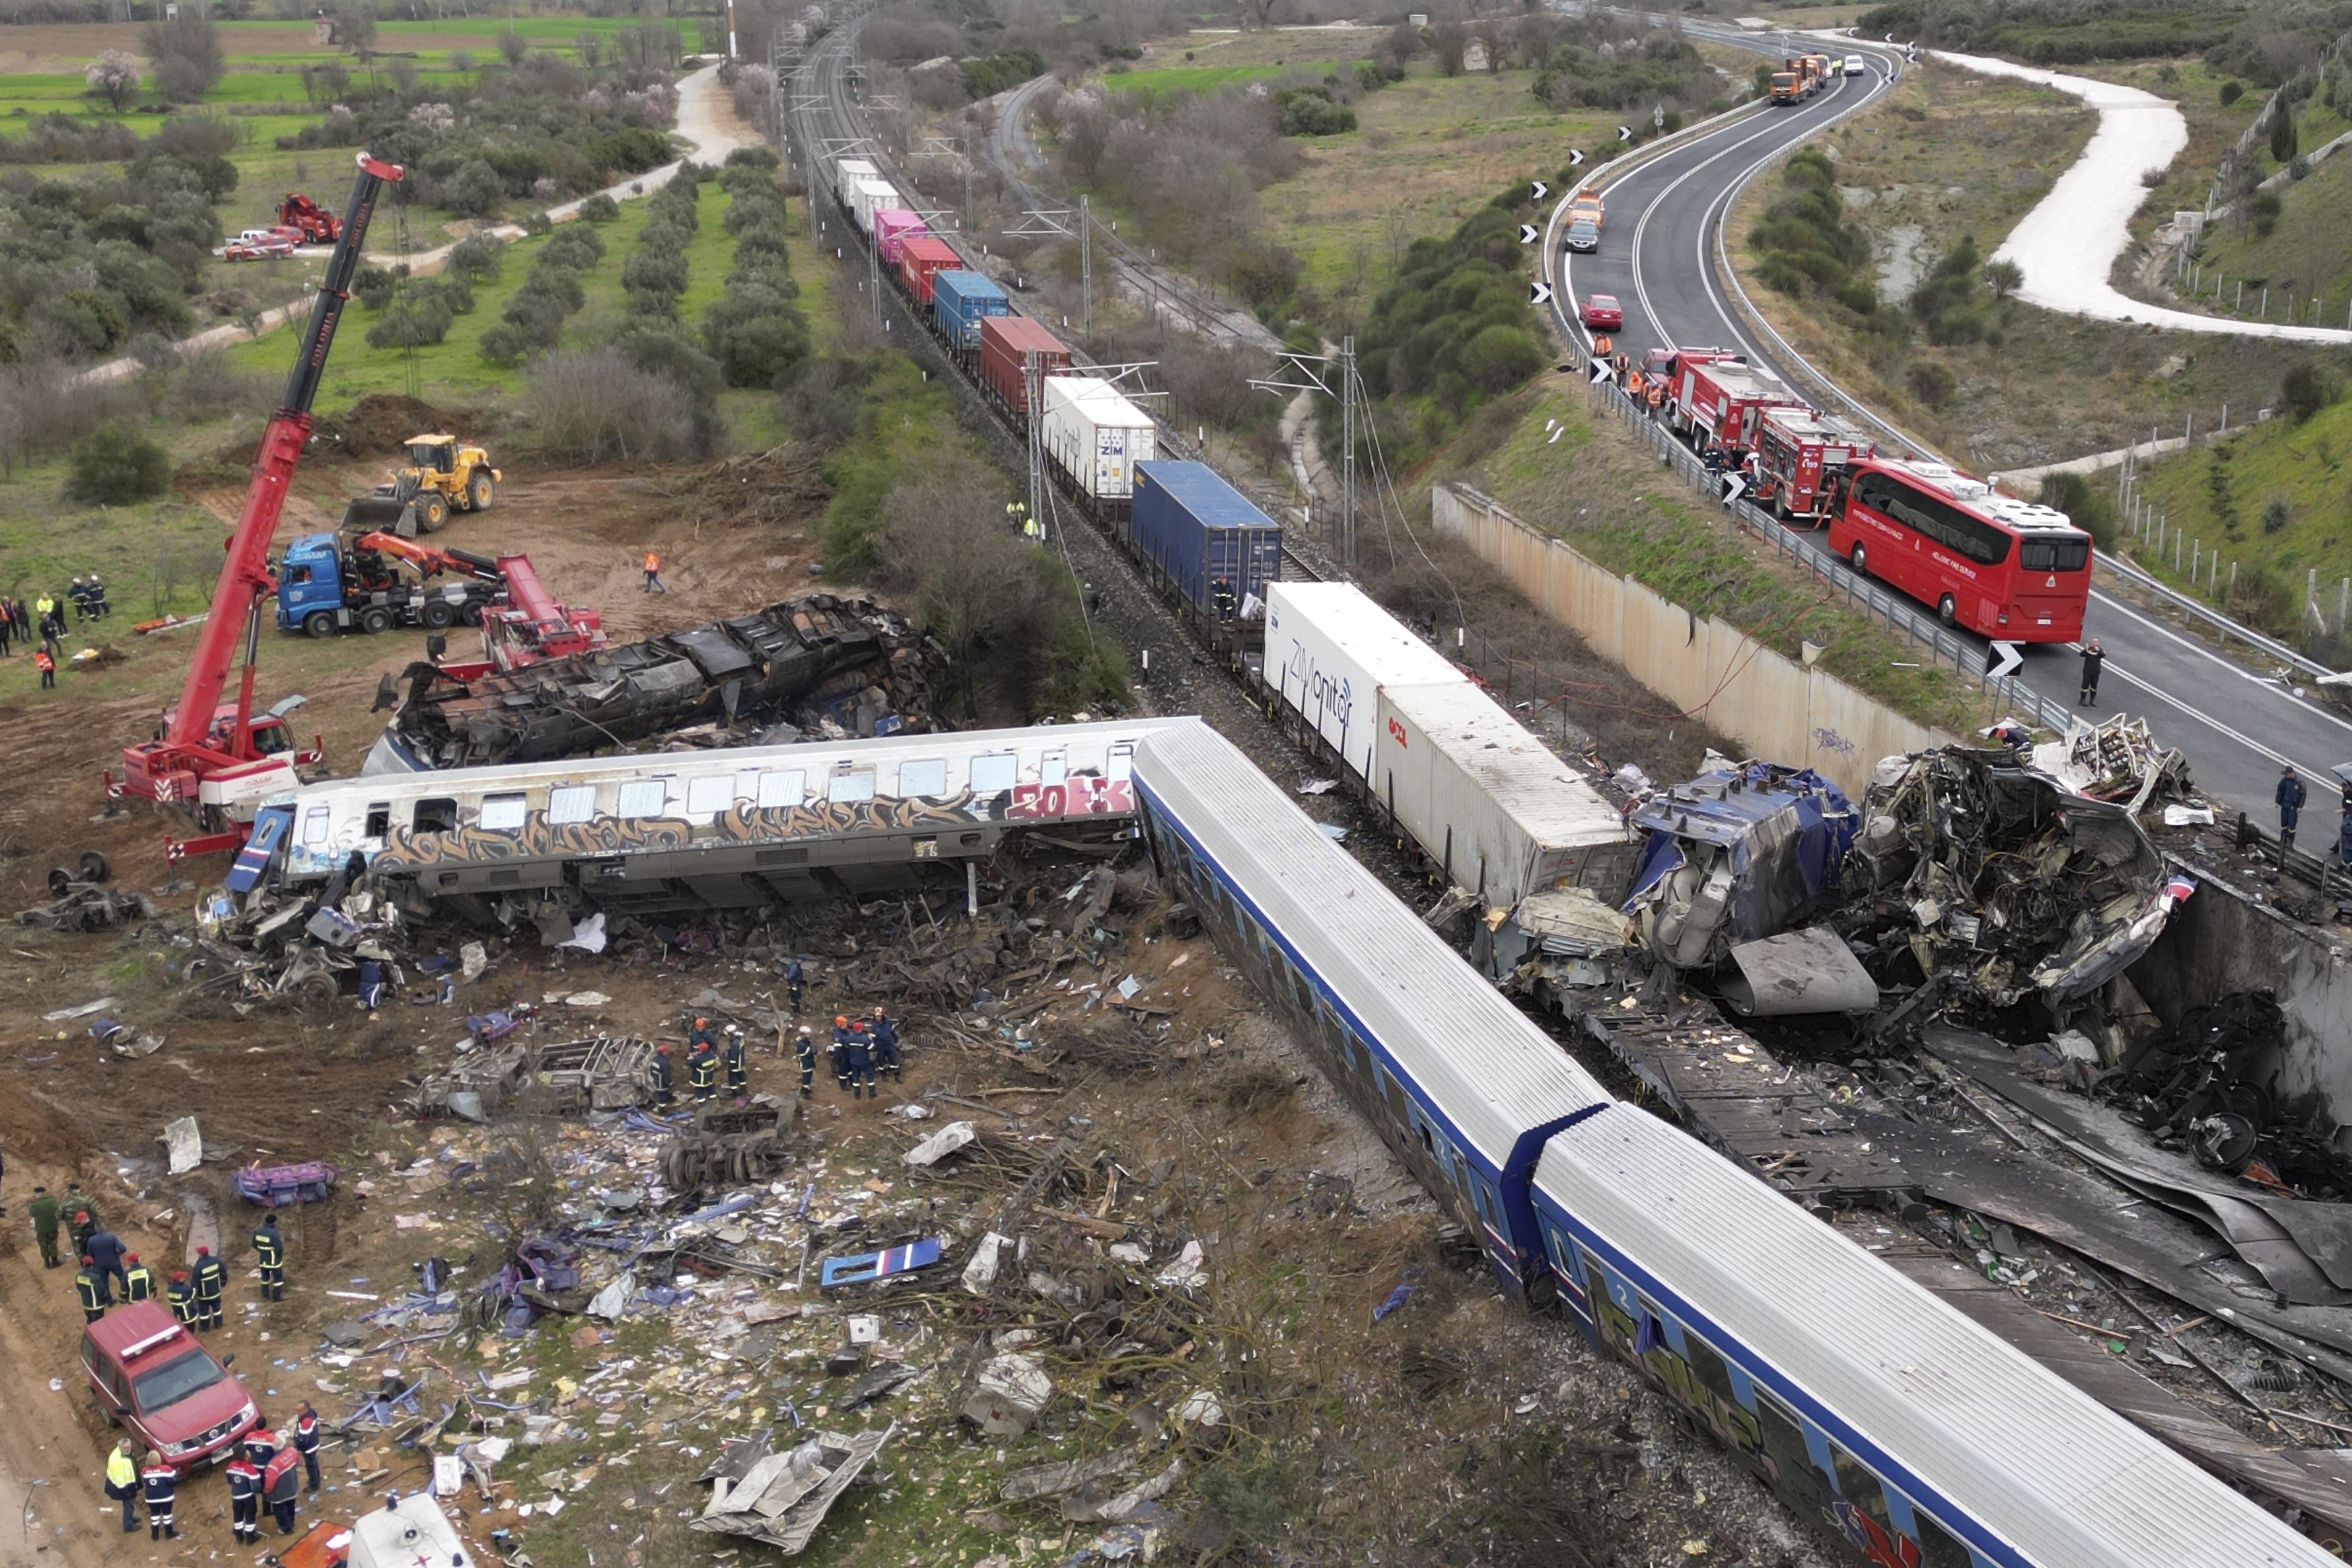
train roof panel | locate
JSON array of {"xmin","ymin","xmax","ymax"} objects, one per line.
[
  {"xmin": 1378, "ymin": 682, "xmax": 1629, "ymax": 845},
  {"xmin": 1534, "ymin": 1107, "xmax": 2336, "ymax": 1568},
  {"xmin": 1042, "ymin": 376, "xmax": 1155, "ymax": 429},
  {"xmin": 1133, "ymin": 462, "xmax": 1277, "ymax": 532},
  {"xmin": 1133, "ymin": 721, "xmax": 1611, "ymax": 1162}
]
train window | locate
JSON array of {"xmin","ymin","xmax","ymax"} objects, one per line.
[
  {"xmin": 1908, "ymin": 1506, "xmax": 1976, "ymax": 1568},
  {"xmin": 1828, "ymin": 1442, "xmax": 1898, "ymax": 1540},
  {"xmin": 478, "ymin": 794, "xmax": 528, "ymax": 832},
  {"xmin": 618, "ymin": 780, "xmax": 668, "ymax": 820},
  {"xmin": 969, "ymin": 753, "xmax": 1018, "ymax": 796},
  {"xmin": 413, "ymin": 799, "xmax": 458, "ymax": 834},
  {"xmin": 547, "ymin": 785, "xmax": 596, "ymax": 825},
  {"xmin": 1751, "ymin": 1387, "xmax": 1831, "ymax": 1511},
  {"xmin": 832, "ymin": 769, "xmax": 876, "ymax": 803},
  {"xmin": 686, "ymin": 775, "xmax": 734, "ymax": 816},
  {"xmin": 899, "ymin": 758, "xmax": 948, "ymax": 798},
  {"xmin": 1041, "ymin": 750, "xmax": 1067, "ymax": 786},
  {"xmin": 1107, "ymin": 743, "xmax": 1134, "ymax": 782},
  {"xmin": 756, "ymin": 770, "xmax": 806, "ymax": 810},
  {"xmin": 301, "ymin": 806, "xmax": 330, "ymax": 846},
  {"xmin": 1682, "ymin": 1328, "xmax": 1740, "ymax": 1412},
  {"xmin": 364, "ymin": 803, "xmax": 390, "ymax": 837}
]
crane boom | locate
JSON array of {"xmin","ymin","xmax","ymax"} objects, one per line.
[
  {"xmin": 349, "ymin": 532, "xmax": 504, "ymax": 585},
  {"xmin": 115, "ymin": 151, "xmax": 403, "ymax": 812}
]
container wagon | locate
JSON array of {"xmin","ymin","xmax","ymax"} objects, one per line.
[
  {"xmin": 832, "ymin": 157, "xmax": 878, "ymax": 209},
  {"xmin": 1038, "ymin": 376, "xmax": 1155, "ymax": 521},
  {"xmin": 1371, "ymin": 681, "xmax": 1639, "ymax": 911},
  {"xmin": 898, "ymin": 235, "xmax": 962, "ymax": 307},
  {"xmin": 849, "ymin": 178, "xmax": 900, "ymax": 234},
  {"xmin": 1262, "ymin": 581, "xmax": 1461, "ymax": 781},
  {"xmin": 931, "ymin": 270, "xmax": 1009, "ymax": 351},
  {"xmin": 874, "ymin": 209, "xmax": 925, "ymax": 267},
  {"xmin": 978, "ymin": 315, "xmax": 1073, "ymax": 421},
  {"xmin": 1129, "ymin": 460, "xmax": 1279, "ymax": 651}
]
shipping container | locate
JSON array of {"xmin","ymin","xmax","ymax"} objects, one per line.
[
  {"xmin": 873, "ymin": 209, "xmax": 926, "ymax": 266},
  {"xmin": 832, "ymin": 157, "xmax": 878, "ymax": 209},
  {"xmin": 931, "ymin": 270, "xmax": 1010, "ymax": 349},
  {"xmin": 978, "ymin": 315, "xmax": 1073, "ymax": 416},
  {"xmin": 1263, "ymin": 581, "xmax": 1460, "ymax": 782},
  {"xmin": 1372, "ymin": 682, "xmax": 1639, "ymax": 910},
  {"xmin": 1131, "ymin": 460, "xmax": 1281, "ymax": 627},
  {"xmin": 898, "ymin": 236, "xmax": 962, "ymax": 306},
  {"xmin": 850, "ymin": 179, "xmax": 901, "ymax": 234},
  {"xmin": 1039, "ymin": 377, "xmax": 1155, "ymax": 509}
]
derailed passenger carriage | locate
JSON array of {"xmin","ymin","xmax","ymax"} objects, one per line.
[
  {"xmin": 1131, "ymin": 718, "xmax": 1612, "ymax": 1299},
  {"xmin": 266, "ymin": 719, "xmax": 1176, "ymax": 916},
  {"xmin": 1129, "ymin": 721, "xmax": 2338, "ymax": 1568}
]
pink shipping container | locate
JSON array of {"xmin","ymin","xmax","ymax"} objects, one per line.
[{"xmin": 873, "ymin": 208, "xmax": 926, "ymax": 266}]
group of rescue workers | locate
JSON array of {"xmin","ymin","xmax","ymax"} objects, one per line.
[
  {"xmin": 646, "ymin": 956, "xmax": 909, "ymax": 1109},
  {"xmin": 34, "ymin": 1180, "xmax": 289, "ymax": 1331},
  {"xmin": 104, "ymin": 1404, "xmax": 323, "ymax": 1542}
]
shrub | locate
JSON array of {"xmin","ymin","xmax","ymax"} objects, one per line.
[
  {"xmin": 2220, "ymin": 80, "xmax": 2244, "ymax": 106},
  {"xmin": 540, "ymin": 225, "xmax": 606, "ymax": 271},
  {"xmin": 351, "ymin": 265, "xmax": 399, "ymax": 311},
  {"xmin": 365, "ymin": 288, "xmax": 454, "ymax": 349},
  {"xmin": 67, "ymin": 419, "xmax": 168, "ymax": 504},
  {"xmin": 2262, "ymin": 494, "xmax": 2291, "ymax": 534},
  {"xmin": 621, "ymin": 245, "xmax": 689, "ymax": 297},
  {"xmin": 515, "ymin": 266, "xmax": 587, "ymax": 315},
  {"xmin": 2269, "ymin": 110, "xmax": 2298, "ymax": 164},
  {"xmin": 1458, "ymin": 324, "xmax": 1546, "ymax": 394},
  {"xmin": 522, "ymin": 347, "xmax": 695, "ymax": 461},
  {"xmin": 446, "ymin": 232, "xmax": 507, "ymax": 284},
  {"xmin": 703, "ymin": 281, "xmax": 812, "ymax": 388},
  {"xmin": 577, "ymin": 192, "xmax": 620, "ymax": 223},
  {"xmin": 2282, "ymin": 362, "xmax": 2338, "ymax": 421},
  {"xmin": 1983, "ymin": 259, "xmax": 2022, "ymax": 299},
  {"xmin": 2034, "ymin": 471, "xmax": 2114, "ymax": 549},
  {"xmin": 1277, "ymin": 88, "xmax": 1357, "ymax": 137},
  {"xmin": 1907, "ymin": 361, "xmax": 1956, "ymax": 408}
]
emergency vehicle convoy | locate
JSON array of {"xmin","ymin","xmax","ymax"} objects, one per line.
[{"xmin": 1620, "ymin": 341, "xmax": 2094, "ymax": 639}]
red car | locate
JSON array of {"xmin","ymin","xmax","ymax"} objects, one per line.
[
  {"xmin": 225, "ymin": 236, "xmax": 295, "ymax": 262},
  {"xmin": 83, "ymin": 1302, "xmax": 262, "ymax": 1470},
  {"xmin": 1581, "ymin": 293, "xmax": 1624, "ymax": 331}
]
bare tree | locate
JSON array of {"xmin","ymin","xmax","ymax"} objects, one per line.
[
  {"xmin": 1240, "ymin": 0, "xmax": 1286, "ymax": 29},
  {"xmin": 1431, "ymin": 22, "xmax": 1470, "ymax": 77},
  {"xmin": 1516, "ymin": 14, "xmax": 1557, "ymax": 71},
  {"xmin": 522, "ymin": 349, "xmax": 696, "ymax": 462}
]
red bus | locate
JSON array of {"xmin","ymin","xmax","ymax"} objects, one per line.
[{"xmin": 1829, "ymin": 458, "xmax": 2091, "ymax": 642}]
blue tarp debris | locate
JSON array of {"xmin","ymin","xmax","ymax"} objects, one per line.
[{"xmin": 1624, "ymin": 761, "xmax": 1857, "ymax": 968}]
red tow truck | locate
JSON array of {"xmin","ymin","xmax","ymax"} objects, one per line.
[
  {"xmin": 277, "ymin": 191, "xmax": 341, "ymax": 245},
  {"xmin": 1752, "ymin": 406, "xmax": 1876, "ymax": 524},
  {"xmin": 106, "ymin": 153, "xmax": 404, "ymax": 859}
]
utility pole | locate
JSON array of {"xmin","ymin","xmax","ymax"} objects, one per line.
[
  {"xmin": 1252, "ymin": 344, "xmax": 1361, "ymax": 567},
  {"xmin": 1024, "ymin": 349, "xmax": 1044, "ymax": 536},
  {"xmin": 1008, "ymin": 205, "xmax": 1090, "ymax": 343},
  {"xmin": 1079, "ymin": 193, "xmax": 1094, "ymax": 346}
]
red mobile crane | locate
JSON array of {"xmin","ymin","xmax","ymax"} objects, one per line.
[
  {"xmin": 109, "ymin": 153, "xmax": 405, "ymax": 859},
  {"xmin": 275, "ymin": 191, "xmax": 341, "ymax": 245}
]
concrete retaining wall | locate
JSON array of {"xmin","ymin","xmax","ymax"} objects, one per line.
[{"xmin": 1431, "ymin": 484, "xmax": 1957, "ymax": 799}]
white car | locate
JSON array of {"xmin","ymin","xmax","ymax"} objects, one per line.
[{"xmin": 1845, "ymin": 57, "xmax": 1865, "ymax": 76}]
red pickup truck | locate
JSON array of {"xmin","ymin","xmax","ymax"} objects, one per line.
[{"xmin": 83, "ymin": 1302, "xmax": 262, "ymax": 1470}]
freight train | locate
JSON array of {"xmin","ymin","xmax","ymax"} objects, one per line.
[
  {"xmin": 820, "ymin": 155, "xmax": 1275, "ymax": 653},
  {"xmin": 1129, "ymin": 717, "xmax": 2333, "ymax": 1568}
]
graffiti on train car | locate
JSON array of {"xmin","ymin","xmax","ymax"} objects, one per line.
[
  {"xmin": 367, "ymin": 790, "xmax": 994, "ymax": 873},
  {"xmin": 1007, "ymin": 776, "xmax": 1131, "ymax": 820},
  {"xmin": 1576, "ymin": 1246, "xmax": 1972, "ymax": 1568}
]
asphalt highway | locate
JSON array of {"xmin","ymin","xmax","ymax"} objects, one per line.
[{"xmin": 1545, "ymin": 46, "xmax": 2352, "ymax": 819}]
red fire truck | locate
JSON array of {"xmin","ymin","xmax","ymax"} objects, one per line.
[
  {"xmin": 1752, "ymin": 406, "xmax": 1874, "ymax": 525},
  {"xmin": 1668, "ymin": 356, "xmax": 1806, "ymax": 457}
]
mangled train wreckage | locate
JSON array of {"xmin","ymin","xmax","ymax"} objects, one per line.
[
  {"xmin": 263, "ymin": 720, "xmax": 1177, "ymax": 916},
  {"xmin": 366, "ymin": 594, "xmax": 944, "ymax": 773}
]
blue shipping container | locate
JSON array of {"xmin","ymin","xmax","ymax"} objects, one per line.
[
  {"xmin": 1131, "ymin": 460, "xmax": 1282, "ymax": 622},
  {"xmin": 931, "ymin": 270, "xmax": 1010, "ymax": 350}
]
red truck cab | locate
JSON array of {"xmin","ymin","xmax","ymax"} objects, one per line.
[{"xmin": 82, "ymin": 1303, "xmax": 261, "ymax": 1470}]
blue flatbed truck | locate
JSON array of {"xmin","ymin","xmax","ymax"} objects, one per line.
[{"xmin": 275, "ymin": 530, "xmax": 503, "ymax": 638}]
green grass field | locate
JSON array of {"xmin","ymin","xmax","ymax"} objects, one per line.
[
  {"xmin": 2132, "ymin": 392, "xmax": 2352, "ymax": 614},
  {"xmin": 1104, "ymin": 57, "xmax": 1369, "ymax": 98}
]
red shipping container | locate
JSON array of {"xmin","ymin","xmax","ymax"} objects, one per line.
[
  {"xmin": 978, "ymin": 315, "xmax": 1073, "ymax": 415},
  {"xmin": 898, "ymin": 236, "xmax": 963, "ymax": 306}
]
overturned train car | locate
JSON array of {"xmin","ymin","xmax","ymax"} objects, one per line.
[
  {"xmin": 269, "ymin": 720, "xmax": 1177, "ymax": 915},
  {"xmin": 367, "ymin": 594, "xmax": 941, "ymax": 773}
]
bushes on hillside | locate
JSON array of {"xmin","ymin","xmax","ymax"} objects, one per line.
[
  {"xmin": 478, "ymin": 223, "xmax": 605, "ymax": 367},
  {"xmin": 522, "ymin": 347, "xmax": 697, "ymax": 461},
  {"xmin": 1275, "ymin": 87, "xmax": 1356, "ymax": 137},
  {"xmin": 2283, "ymin": 363, "xmax": 2340, "ymax": 422},
  {"xmin": 1748, "ymin": 149, "xmax": 1876, "ymax": 315},
  {"xmin": 1909, "ymin": 236, "xmax": 1988, "ymax": 345},
  {"xmin": 623, "ymin": 166, "xmax": 702, "ymax": 320}
]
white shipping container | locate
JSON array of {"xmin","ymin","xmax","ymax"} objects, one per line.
[
  {"xmin": 834, "ymin": 157, "xmax": 878, "ymax": 207},
  {"xmin": 1374, "ymin": 682, "xmax": 1639, "ymax": 909},
  {"xmin": 1263, "ymin": 582, "xmax": 1460, "ymax": 781},
  {"xmin": 851, "ymin": 178, "xmax": 900, "ymax": 234},
  {"xmin": 1039, "ymin": 377, "xmax": 1156, "ymax": 503}
]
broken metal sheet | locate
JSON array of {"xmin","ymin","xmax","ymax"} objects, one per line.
[
  {"xmin": 1511, "ymin": 886, "xmax": 1635, "ymax": 956},
  {"xmin": 694, "ymin": 1425, "xmax": 894, "ymax": 1553},
  {"xmin": 1929, "ymin": 1027, "xmax": 2352, "ymax": 1301},
  {"xmin": 1721, "ymin": 928, "xmax": 1878, "ymax": 1016},
  {"xmin": 819, "ymin": 1238, "xmax": 943, "ymax": 1288},
  {"xmin": 1840, "ymin": 1106, "xmax": 2352, "ymax": 1384},
  {"xmin": 1061, "ymin": 1456, "xmax": 1184, "ymax": 1523},
  {"xmin": 162, "ymin": 1116, "xmax": 202, "ymax": 1176},
  {"xmin": 1624, "ymin": 762, "xmax": 1857, "ymax": 968}
]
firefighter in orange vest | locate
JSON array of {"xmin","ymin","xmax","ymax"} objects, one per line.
[{"xmin": 641, "ymin": 550, "xmax": 665, "ymax": 594}]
